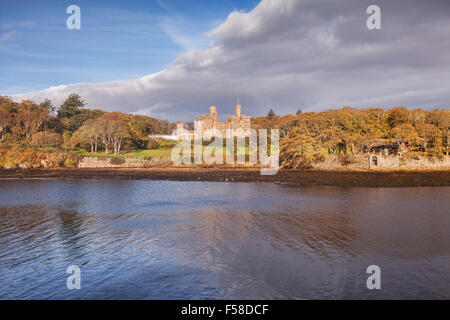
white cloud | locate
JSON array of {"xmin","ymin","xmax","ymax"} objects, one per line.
[
  {"xmin": 159, "ymin": 16, "xmax": 209, "ymax": 51},
  {"xmin": 9, "ymin": 0, "xmax": 450, "ymax": 120},
  {"xmin": 18, "ymin": 21, "xmax": 36, "ymax": 27},
  {"xmin": 0, "ymin": 30, "xmax": 19, "ymax": 42}
]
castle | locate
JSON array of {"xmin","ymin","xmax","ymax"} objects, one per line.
[{"xmin": 175, "ymin": 104, "xmax": 251, "ymax": 139}]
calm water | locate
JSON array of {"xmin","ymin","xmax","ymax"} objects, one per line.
[{"xmin": 0, "ymin": 180, "xmax": 449, "ymax": 299}]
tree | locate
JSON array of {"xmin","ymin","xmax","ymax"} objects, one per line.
[
  {"xmin": 72, "ymin": 119, "xmax": 100, "ymax": 153},
  {"xmin": 39, "ymin": 98, "xmax": 56, "ymax": 115},
  {"xmin": 386, "ymin": 107, "xmax": 408, "ymax": 128},
  {"xmin": 58, "ymin": 94, "xmax": 85, "ymax": 119},
  {"xmin": 416, "ymin": 123, "xmax": 442, "ymax": 152},
  {"xmin": 391, "ymin": 123, "xmax": 421, "ymax": 146},
  {"xmin": 93, "ymin": 112, "xmax": 130, "ymax": 154},
  {"xmin": 408, "ymin": 108, "xmax": 427, "ymax": 126},
  {"xmin": 59, "ymin": 131, "xmax": 72, "ymax": 151},
  {"xmin": 31, "ymin": 131, "xmax": 62, "ymax": 148},
  {"xmin": 0, "ymin": 96, "xmax": 19, "ymax": 141},
  {"xmin": 296, "ymin": 109, "xmax": 302, "ymax": 115},
  {"xmin": 107, "ymin": 113, "xmax": 131, "ymax": 154},
  {"xmin": 427, "ymin": 109, "xmax": 450, "ymax": 155},
  {"xmin": 280, "ymin": 132, "xmax": 318, "ymax": 169},
  {"xmin": 267, "ymin": 109, "xmax": 276, "ymax": 119},
  {"xmin": 15, "ymin": 100, "xmax": 49, "ymax": 139},
  {"xmin": 0, "ymin": 107, "xmax": 10, "ymax": 141}
]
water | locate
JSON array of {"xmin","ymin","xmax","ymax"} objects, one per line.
[{"xmin": 0, "ymin": 180, "xmax": 449, "ymax": 299}]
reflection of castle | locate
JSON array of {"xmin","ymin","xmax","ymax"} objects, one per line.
[{"xmin": 175, "ymin": 104, "xmax": 251, "ymax": 139}]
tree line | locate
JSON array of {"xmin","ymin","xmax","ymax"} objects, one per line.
[
  {"xmin": 252, "ymin": 107, "xmax": 449, "ymax": 168},
  {"xmin": 0, "ymin": 94, "xmax": 174, "ymax": 155},
  {"xmin": 1, "ymin": 94, "xmax": 449, "ymax": 169}
]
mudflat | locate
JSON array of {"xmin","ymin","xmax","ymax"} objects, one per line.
[{"xmin": 1, "ymin": 167, "xmax": 449, "ymax": 187}]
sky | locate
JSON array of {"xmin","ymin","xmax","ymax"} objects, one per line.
[{"xmin": 1, "ymin": 0, "xmax": 450, "ymax": 121}]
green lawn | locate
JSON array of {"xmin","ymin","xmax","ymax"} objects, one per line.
[
  {"xmin": 76, "ymin": 148, "xmax": 172, "ymax": 158},
  {"xmin": 75, "ymin": 140, "xmax": 278, "ymax": 159},
  {"xmin": 124, "ymin": 149, "xmax": 172, "ymax": 158},
  {"xmin": 75, "ymin": 138, "xmax": 176, "ymax": 158}
]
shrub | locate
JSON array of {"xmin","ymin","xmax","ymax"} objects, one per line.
[
  {"xmin": 313, "ymin": 153, "xmax": 325, "ymax": 163},
  {"xmin": 145, "ymin": 138, "xmax": 160, "ymax": 150},
  {"xmin": 63, "ymin": 154, "xmax": 83, "ymax": 168}
]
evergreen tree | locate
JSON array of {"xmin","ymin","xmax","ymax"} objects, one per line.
[
  {"xmin": 267, "ymin": 109, "xmax": 275, "ymax": 119},
  {"xmin": 39, "ymin": 98, "xmax": 56, "ymax": 115},
  {"xmin": 58, "ymin": 94, "xmax": 85, "ymax": 119}
]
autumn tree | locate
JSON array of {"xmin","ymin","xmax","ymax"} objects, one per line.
[
  {"xmin": 72, "ymin": 119, "xmax": 100, "ymax": 153},
  {"xmin": 408, "ymin": 108, "xmax": 428, "ymax": 126},
  {"xmin": 15, "ymin": 100, "xmax": 49, "ymax": 139},
  {"xmin": 31, "ymin": 131, "xmax": 62, "ymax": 148},
  {"xmin": 391, "ymin": 123, "xmax": 421, "ymax": 147},
  {"xmin": 386, "ymin": 107, "xmax": 408, "ymax": 128},
  {"xmin": 427, "ymin": 109, "xmax": 450, "ymax": 155},
  {"xmin": 416, "ymin": 123, "xmax": 442, "ymax": 152},
  {"xmin": 0, "ymin": 107, "xmax": 10, "ymax": 141},
  {"xmin": 93, "ymin": 112, "xmax": 130, "ymax": 154},
  {"xmin": 0, "ymin": 96, "xmax": 17, "ymax": 141}
]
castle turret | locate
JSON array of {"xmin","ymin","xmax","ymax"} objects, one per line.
[
  {"xmin": 176, "ymin": 121, "xmax": 184, "ymax": 131},
  {"xmin": 236, "ymin": 104, "xmax": 241, "ymax": 117},
  {"xmin": 209, "ymin": 106, "xmax": 217, "ymax": 122}
]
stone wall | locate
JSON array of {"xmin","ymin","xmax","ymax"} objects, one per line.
[
  {"xmin": 368, "ymin": 154, "xmax": 450, "ymax": 169},
  {"xmin": 314, "ymin": 154, "xmax": 450, "ymax": 170},
  {"xmin": 78, "ymin": 155, "xmax": 450, "ymax": 170},
  {"xmin": 314, "ymin": 154, "xmax": 368, "ymax": 170},
  {"xmin": 78, "ymin": 157, "xmax": 171, "ymax": 168}
]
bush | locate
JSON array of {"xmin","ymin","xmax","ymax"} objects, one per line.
[
  {"xmin": 62, "ymin": 154, "xmax": 82, "ymax": 168},
  {"xmin": 145, "ymin": 138, "xmax": 160, "ymax": 150},
  {"xmin": 313, "ymin": 153, "xmax": 325, "ymax": 163},
  {"xmin": 0, "ymin": 147, "xmax": 83, "ymax": 169},
  {"xmin": 280, "ymin": 153, "xmax": 313, "ymax": 169}
]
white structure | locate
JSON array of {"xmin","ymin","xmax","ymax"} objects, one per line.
[
  {"xmin": 175, "ymin": 104, "xmax": 251, "ymax": 140},
  {"xmin": 149, "ymin": 134, "xmax": 178, "ymax": 141}
]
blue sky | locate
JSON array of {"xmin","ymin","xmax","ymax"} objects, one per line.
[
  {"xmin": 6, "ymin": 0, "xmax": 450, "ymax": 120},
  {"xmin": 0, "ymin": 0, "xmax": 258, "ymax": 94}
]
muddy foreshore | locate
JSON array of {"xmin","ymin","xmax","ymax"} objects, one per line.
[{"xmin": 0, "ymin": 167, "xmax": 449, "ymax": 187}]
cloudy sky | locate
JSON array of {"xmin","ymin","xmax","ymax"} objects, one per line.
[{"xmin": 2, "ymin": 0, "xmax": 450, "ymax": 121}]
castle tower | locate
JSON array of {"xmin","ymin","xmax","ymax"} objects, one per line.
[
  {"xmin": 235, "ymin": 104, "xmax": 241, "ymax": 117},
  {"xmin": 176, "ymin": 121, "xmax": 184, "ymax": 131},
  {"xmin": 209, "ymin": 106, "xmax": 217, "ymax": 122},
  {"xmin": 175, "ymin": 121, "xmax": 184, "ymax": 140}
]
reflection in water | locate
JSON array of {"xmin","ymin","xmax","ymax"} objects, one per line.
[{"xmin": 0, "ymin": 180, "xmax": 449, "ymax": 299}]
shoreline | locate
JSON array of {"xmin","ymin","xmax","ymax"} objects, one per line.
[{"xmin": 1, "ymin": 167, "xmax": 449, "ymax": 187}]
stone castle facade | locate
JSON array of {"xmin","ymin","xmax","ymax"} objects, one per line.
[{"xmin": 175, "ymin": 104, "xmax": 251, "ymax": 139}]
